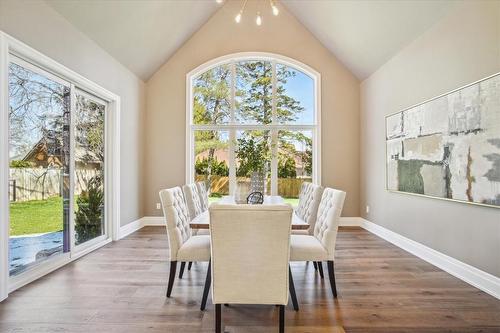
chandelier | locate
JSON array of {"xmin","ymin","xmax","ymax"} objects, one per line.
[{"xmin": 215, "ymin": 0, "xmax": 280, "ymax": 26}]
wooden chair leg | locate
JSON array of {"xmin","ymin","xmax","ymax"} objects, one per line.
[
  {"xmin": 317, "ymin": 261, "xmax": 324, "ymax": 279},
  {"xmin": 279, "ymin": 305, "xmax": 285, "ymax": 333},
  {"xmin": 313, "ymin": 261, "xmax": 318, "ymax": 270},
  {"xmin": 215, "ymin": 303, "xmax": 222, "ymax": 333},
  {"xmin": 200, "ymin": 260, "xmax": 211, "ymax": 311},
  {"xmin": 166, "ymin": 261, "xmax": 177, "ymax": 297},
  {"xmin": 179, "ymin": 262, "xmax": 186, "ymax": 279},
  {"xmin": 289, "ymin": 265, "xmax": 299, "ymax": 311},
  {"xmin": 188, "ymin": 261, "xmax": 193, "ymax": 270},
  {"xmin": 327, "ymin": 260, "xmax": 338, "ymax": 298}
]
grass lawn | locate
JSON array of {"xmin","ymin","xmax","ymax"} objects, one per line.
[
  {"xmin": 9, "ymin": 196, "xmax": 63, "ymax": 236},
  {"xmin": 282, "ymin": 197, "xmax": 299, "ymax": 207}
]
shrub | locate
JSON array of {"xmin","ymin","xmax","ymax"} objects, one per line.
[{"xmin": 74, "ymin": 175, "xmax": 104, "ymax": 244}]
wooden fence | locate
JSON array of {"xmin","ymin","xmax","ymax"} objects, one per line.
[
  {"xmin": 9, "ymin": 168, "xmax": 99, "ymax": 202},
  {"xmin": 195, "ymin": 175, "xmax": 312, "ymax": 198}
]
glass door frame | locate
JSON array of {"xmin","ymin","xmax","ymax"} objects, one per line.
[
  {"xmin": 0, "ymin": 31, "xmax": 121, "ymax": 301},
  {"xmin": 71, "ymin": 87, "xmax": 109, "ymax": 254}
]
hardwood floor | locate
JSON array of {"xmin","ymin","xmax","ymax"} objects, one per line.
[{"xmin": 0, "ymin": 226, "xmax": 499, "ymax": 332}]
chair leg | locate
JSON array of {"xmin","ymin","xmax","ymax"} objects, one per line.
[
  {"xmin": 200, "ymin": 260, "xmax": 211, "ymax": 311},
  {"xmin": 179, "ymin": 262, "xmax": 186, "ymax": 279},
  {"xmin": 188, "ymin": 261, "xmax": 193, "ymax": 270},
  {"xmin": 215, "ymin": 304, "xmax": 222, "ymax": 333},
  {"xmin": 288, "ymin": 265, "xmax": 299, "ymax": 311},
  {"xmin": 327, "ymin": 260, "xmax": 338, "ymax": 298},
  {"xmin": 166, "ymin": 261, "xmax": 177, "ymax": 297},
  {"xmin": 313, "ymin": 261, "xmax": 318, "ymax": 270},
  {"xmin": 279, "ymin": 305, "xmax": 285, "ymax": 333},
  {"xmin": 317, "ymin": 261, "xmax": 324, "ymax": 279}
]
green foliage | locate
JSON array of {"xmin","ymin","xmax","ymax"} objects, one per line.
[
  {"xmin": 278, "ymin": 155, "xmax": 297, "ymax": 178},
  {"xmin": 195, "ymin": 157, "xmax": 229, "ymax": 176},
  {"xmin": 193, "ymin": 65, "xmax": 231, "ymax": 125},
  {"xmin": 235, "ymin": 136, "xmax": 270, "ymax": 177},
  {"xmin": 9, "ymin": 160, "xmax": 34, "ymax": 168},
  {"xmin": 75, "ymin": 175, "xmax": 104, "ymax": 244}
]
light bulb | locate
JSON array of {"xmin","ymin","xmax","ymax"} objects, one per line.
[
  {"xmin": 272, "ymin": 4, "xmax": 279, "ymax": 16},
  {"xmin": 216, "ymin": 0, "xmax": 224, "ymax": 3},
  {"xmin": 235, "ymin": 12, "xmax": 242, "ymax": 23},
  {"xmin": 256, "ymin": 12, "xmax": 262, "ymax": 26}
]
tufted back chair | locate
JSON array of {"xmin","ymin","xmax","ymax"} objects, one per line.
[
  {"xmin": 313, "ymin": 188, "xmax": 346, "ymax": 260},
  {"xmin": 196, "ymin": 181, "xmax": 209, "ymax": 212},
  {"xmin": 159, "ymin": 187, "xmax": 192, "ymax": 261},
  {"xmin": 209, "ymin": 204, "xmax": 293, "ymax": 306},
  {"xmin": 295, "ymin": 182, "xmax": 324, "ymax": 234},
  {"xmin": 182, "ymin": 184, "xmax": 203, "ymax": 220}
]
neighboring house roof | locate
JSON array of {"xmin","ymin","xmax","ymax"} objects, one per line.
[{"xmin": 22, "ymin": 131, "xmax": 101, "ymax": 167}]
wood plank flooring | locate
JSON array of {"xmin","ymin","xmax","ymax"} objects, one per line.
[{"xmin": 0, "ymin": 226, "xmax": 499, "ymax": 332}]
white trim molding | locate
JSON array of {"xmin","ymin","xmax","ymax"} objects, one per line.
[
  {"xmin": 118, "ymin": 217, "xmax": 165, "ymax": 240},
  {"xmin": 359, "ymin": 218, "xmax": 500, "ymax": 300},
  {"xmin": 0, "ymin": 32, "xmax": 10, "ymax": 302}
]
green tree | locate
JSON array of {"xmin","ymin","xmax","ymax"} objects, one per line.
[
  {"xmin": 235, "ymin": 62, "xmax": 309, "ymax": 176},
  {"xmin": 74, "ymin": 175, "xmax": 104, "ymax": 244},
  {"xmin": 195, "ymin": 157, "xmax": 229, "ymax": 176},
  {"xmin": 193, "ymin": 66, "xmax": 231, "ymax": 181}
]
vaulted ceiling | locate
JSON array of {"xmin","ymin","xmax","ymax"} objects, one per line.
[{"xmin": 46, "ymin": 0, "xmax": 460, "ymax": 81}]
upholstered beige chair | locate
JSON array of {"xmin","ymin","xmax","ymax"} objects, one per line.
[
  {"xmin": 159, "ymin": 187, "xmax": 211, "ymax": 298},
  {"xmin": 208, "ymin": 204, "xmax": 294, "ymax": 333},
  {"xmin": 196, "ymin": 181, "xmax": 209, "ymax": 212},
  {"xmin": 290, "ymin": 188, "xmax": 346, "ymax": 298},
  {"xmin": 183, "ymin": 183, "xmax": 210, "ymax": 255},
  {"xmin": 293, "ymin": 182, "xmax": 324, "ymax": 234},
  {"xmin": 182, "ymin": 183, "xmax": 203, "ymax": 220},
  {"xmin": 293, "ymin": 182, "xmax": 325, "ymax": 275}
]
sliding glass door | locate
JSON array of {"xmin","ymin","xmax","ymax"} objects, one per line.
[
  {"xmin": 73, "ymin": 90, "xmax": 106, "ymax": 248},
  {"xmin": 8, "ymin": 58, "xmax": 71, "ymax": 276},
  {"xmin": 7, "ymin": 56, "xmax": 108, "ymax": 278}
]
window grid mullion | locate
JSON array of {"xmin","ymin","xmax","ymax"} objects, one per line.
[
  {"xmin": 270, "ymin": 61, "xmax": 278, "ymax": 195},
  {"xmin": 229, "ymin": 62, "xmax": 236, "ymax": 195}
]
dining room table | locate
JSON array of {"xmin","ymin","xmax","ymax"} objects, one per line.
[{"xmin": 189, "ymin": 195, "xmax": 309, "ymax": 230}]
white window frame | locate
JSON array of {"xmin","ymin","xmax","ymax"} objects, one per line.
[
  {"xmin": 186, "ymin": 52, "xmax": 322, "ymax": 194},
  {"xmin": 0, "ymin": 31, "xmax": 121, "ymax": 301}
]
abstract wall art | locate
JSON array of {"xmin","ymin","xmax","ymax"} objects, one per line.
[{"xmin": 386, "ymin": 73, "xmax": 500, "ymax": 208}]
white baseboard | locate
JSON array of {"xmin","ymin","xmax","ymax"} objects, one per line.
[
  {"xmin": 119, "ymin": 215, "xmax": 499, "ymax": 300},
  {"xmin": 118, "ymin": 218, "xmax": 144, "ymax": 239},
  {"xmin": 359, "ymin": 218, "xmax": 500, "ymax": 300},
  {"xmin": 339, "ymin": 217, "xmax": 363, "ymax": 227},
  {"xmin": 118, "ymin": 217, "xmax": 164, "ymax": 239},
  {"xmin": 141, "ymin": 216, "xmax": 164, "ymax": 226}
]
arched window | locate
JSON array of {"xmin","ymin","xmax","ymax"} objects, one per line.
[{"xmin": 187, "ymin": 53, "xmax": 320, "ymax": 203}]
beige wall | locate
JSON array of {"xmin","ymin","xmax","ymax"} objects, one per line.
[
  {"xmin": 144, "ymin": 0, "xmax": 360, "ymax": 216},
  {"xmin": 361, "ymin": 1, "xmax": 500, "ymax": 277},
  {"xmin": 0, "ymin": 0, "xmax": 146, "ymax": 226}
]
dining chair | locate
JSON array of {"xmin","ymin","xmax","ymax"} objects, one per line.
[
  {"xmin": 183, "ymin": 182, "xmax": 210, "ymax": 246},
  {"xmin": 208, "ymin": 204, "xmax": 294, "ymax": 333},
  {"xmin": 290, "ymin": 187, "xmax": 346, "ymax": 299},
  {"xmin": 294, "ymin": 182, "xmax": 324, "ymax": 234},
  {"xmin": 196, "ymin": 181, "xmax": 209, "ymax": 212},
  {"xmin": 159, "ymin": 187, "xmax": 211, "ymax": 297},
  {"xmin": 293, "ymin": 182, "xmax": 325, "ymax": 275},
  {"xmin": 182, "ymin": 183, "xmax": 203, "ymax": 220}
]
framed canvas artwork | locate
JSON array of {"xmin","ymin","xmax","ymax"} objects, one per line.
[{"xmin": 386, "ymin": 73, "xmax": 500, "ymax": 208}]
